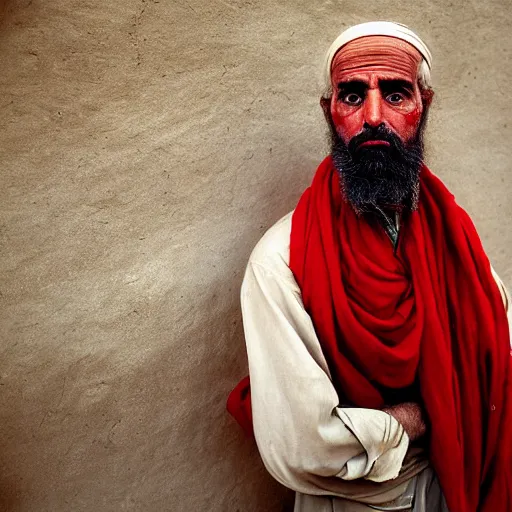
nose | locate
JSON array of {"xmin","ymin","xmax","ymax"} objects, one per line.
[{"xmin": 364, "ymin": 89, "xmax": 383, "ymax": 128}]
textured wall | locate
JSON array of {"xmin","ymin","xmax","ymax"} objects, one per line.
[{"xmin": 0, "ymin": 1, "xmax": 510, "ymax": 510}]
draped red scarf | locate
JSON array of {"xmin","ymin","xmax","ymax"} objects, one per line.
[{"xmin": 227, "ymin": 156, "xmax": 511, "ymax": 512}]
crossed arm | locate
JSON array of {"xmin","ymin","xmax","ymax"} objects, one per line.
[
  {"xmin": 243, "ymin": 255, "xmax": 413, "ymax": 492},
  {"xmin": 242, "ymin": 213, "xmax": 511, "ymax": 495},
  {"xmin": 383, "ymin": 403, "xmax": 426, "ymax": 442}
]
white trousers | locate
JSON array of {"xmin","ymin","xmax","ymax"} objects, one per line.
[{"xmin": 294, "ymin": 468, "xmax": 449, "ymax": 512}]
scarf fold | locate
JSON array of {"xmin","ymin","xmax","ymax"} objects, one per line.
[{"xmin": 227, "ymin": 156, "xmax": 511, "ymax": 511}]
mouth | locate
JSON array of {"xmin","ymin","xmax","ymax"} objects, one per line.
[{"xmin": 358, "ymin": 140, "xmax": 391, "ymax": 148}]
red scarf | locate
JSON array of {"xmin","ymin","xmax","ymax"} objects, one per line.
[{"xmin": 227, "ymin": 156, "xmax": 511, "ymax": 511}]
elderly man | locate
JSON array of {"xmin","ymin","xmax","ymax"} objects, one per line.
[{"xmin": 227, "ymin": 22, "xmax": 512, "ymax": 512}]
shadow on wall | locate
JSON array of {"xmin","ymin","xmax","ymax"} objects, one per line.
[
  {"xmin": 0, "ymin": 0, "xmax": 13, "ymax": 29},
  {"xmin": 0, "ymin": 292, "xmax": 295, "ymax": 510},
  {"xmin": 0, "ymin": 438, "xmax": 21, "ymax": 510}
]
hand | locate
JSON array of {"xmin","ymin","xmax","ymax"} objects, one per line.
[{"xmin": 382, "ymin": 402, "xmax": 427, "ymax": 441}]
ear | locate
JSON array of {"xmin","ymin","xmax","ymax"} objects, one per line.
[
  {"xmin": 421, "ymin": 89, "xmax": 434, "ymax": 108},
  {"xmin": 320, "ymin": 96, "xmax": 331, "ymax": 121}
]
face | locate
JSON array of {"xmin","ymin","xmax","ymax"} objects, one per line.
[{"xmin": 329, "ymin": 36, "xmax": 425, "ymax": 146}]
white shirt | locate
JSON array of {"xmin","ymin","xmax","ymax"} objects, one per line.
[{"xmin": 241, "ymin": 211, "xmax": 511, "ymax": 509}]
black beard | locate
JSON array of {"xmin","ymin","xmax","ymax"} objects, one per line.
[{"xmin": 329, "ymin": 118, "xmax": 426, "ymax": 215}]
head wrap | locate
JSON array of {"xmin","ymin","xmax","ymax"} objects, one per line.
[{"xmin": 323, "ymin": 21, "xmax": 432, "ymax": 93}]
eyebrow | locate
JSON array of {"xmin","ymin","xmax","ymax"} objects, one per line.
[{"xmin": 337, "ymin": 79, "xmax": 414, "ymax": 92}]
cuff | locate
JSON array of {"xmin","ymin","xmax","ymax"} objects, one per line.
[{"xmin": 335, "ymin": 408, "xmax": 409, "ymax": 482}]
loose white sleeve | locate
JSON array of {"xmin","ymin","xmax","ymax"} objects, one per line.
[
  {"xmin": 491, "ymin": 266, "xmax": 512, "ymax": 343},
  {"xmin": 242, "ymin": 255, "xmax": 409, "ymax": 494}
]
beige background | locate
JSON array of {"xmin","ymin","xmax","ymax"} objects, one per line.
[{"xmin": 0, "ymin": 0, "xmax": 510, "ymax": 510}]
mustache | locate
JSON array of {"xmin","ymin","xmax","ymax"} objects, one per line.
[
  {"xmin": 348, "ymin": 125, "xmax": 404, "ymax": 153},
  {"xmin": 330, "ymin": 121, "xmax": 424, "ymax": 214}
]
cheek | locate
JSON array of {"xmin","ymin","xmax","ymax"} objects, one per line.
[
  {"xmin": 387, "ymin": 106, "xmax": 422, "ymax": 141},
  {"xmin": 404, "ymin": 107, "xmax": 421, "ymax": 128},
  {"xmin": 330, "ymin": 103, "xmax": 362, "ymax": 142}
]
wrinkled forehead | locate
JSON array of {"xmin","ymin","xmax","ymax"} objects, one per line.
[{"xmin": 331, "ymin": 35, "xmax": 423, "ymax": 83}]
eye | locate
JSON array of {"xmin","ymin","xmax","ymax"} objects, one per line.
[
  {"xmin": 341, "ymin": 92, "xmax": 363, "ymax": 106},
  {"xmin": 386, "ymin": 93, "xmax": 405, "ymax": 105}
]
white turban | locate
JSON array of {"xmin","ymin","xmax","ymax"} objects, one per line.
[{"xmin": 322, "ymin": 21, "xmax": 432, "ymax": 96}]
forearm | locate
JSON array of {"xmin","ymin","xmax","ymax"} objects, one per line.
[
  {"xmin": 243, "ymin": 261, "xmax": 410, "ymax": 489},
  {"xmin": 382, "ymin": 402, "xmax": 427, "ymax": 442}
]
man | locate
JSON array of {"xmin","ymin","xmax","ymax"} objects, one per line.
[{"xmin": 227, "ymin": 21, "xmax": 512, "ymax": 511}]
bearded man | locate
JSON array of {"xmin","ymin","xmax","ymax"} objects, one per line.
[{"xmin": 227, "ymin": 21, "xmax": 512, "ymax": 512}]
